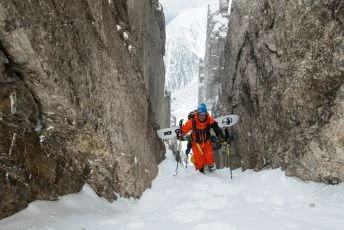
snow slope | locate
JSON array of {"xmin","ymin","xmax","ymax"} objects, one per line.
[
  {"xmin": 164, "ymin": 6, "xmax": 208, "ymax": 92},
  {"xmin": 165, "ymin": 6, "xmax": 210, "ymax": 122},
  {"xmin": 1, "ymin": 150, "xmax": 343, "ymax": 230},
  {"xmin": 166, "ymin": 6, "xmax": 208, "ymax": 58}
]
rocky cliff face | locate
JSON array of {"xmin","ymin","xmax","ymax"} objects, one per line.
[
  {"xmin": 220, "ymin": 0, "xmax": 344, "ymax": 183},
  {"xmin": 127, "ymin": 0, "xmax": 169, "ymax": 128},
  {"xmin": 0, "ymin": 0, "xmax": 166, "ymax": 219}
]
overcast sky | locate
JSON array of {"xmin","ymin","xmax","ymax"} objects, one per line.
[{"xmin": 160, "ymin": 0, "xmax": 217, "ymax": 24}]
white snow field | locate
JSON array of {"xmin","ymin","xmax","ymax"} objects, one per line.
[{"xmin": 1, "ymin": 149, "xmax": 343, "ymax": 230}]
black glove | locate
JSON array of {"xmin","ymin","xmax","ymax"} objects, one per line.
[
  {"xmin": 179, "ymin": 119, "xmax": 184, "ymax": 128},
  {"xmin": 175, "ymin": 128, "xmax": 182, "ymax": 140}
]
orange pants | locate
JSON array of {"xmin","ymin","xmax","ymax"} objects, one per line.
[{"xmin": 191, "ymin": 141, "xmax": 214, "ymax": 170}]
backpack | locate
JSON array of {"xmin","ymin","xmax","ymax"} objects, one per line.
[
  {"xmin": 190, "ymin": 111, "xmax": 211, "ymax": 143},
  {"xmin": 188, "ymin": 110, "xmax": 196, "ymax": 120}
]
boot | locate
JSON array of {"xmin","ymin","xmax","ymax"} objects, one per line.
[{"xmin": 208, "ymin": 164, "xmax": 216, "ymax": 172}]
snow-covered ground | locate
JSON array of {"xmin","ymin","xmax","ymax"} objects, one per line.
[{"xmin": 1, "ymin": 150, "xmax": 343, "ymax": 230}]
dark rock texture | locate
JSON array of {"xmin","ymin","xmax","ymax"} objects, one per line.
[
  {"xmin": 0, "ymin": 0, "xmax": 167, "ymax": 219},
  {"xmin": 220, "ymin": 0, "xmax": 344, "ymax": 182},
  {"xmin": 127, "ymin": 0, "xmax": 169, "ymax": 127}
]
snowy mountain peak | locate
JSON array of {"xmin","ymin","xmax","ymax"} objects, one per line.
[
  {"xmin": 164, "ymin": 6, "xmax": 208, "ymax": 92},
  {"xmin": 166, "ymin": 6, "xmax": 207, "ymax": 58}
]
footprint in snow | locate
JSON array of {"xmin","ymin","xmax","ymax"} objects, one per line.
[
  {"xmin": 191, "ymin": 222, "xmax": 237, "ymax": 230},
  {"xmin": 171, "ymin": 210, "xmax": 205, "ymax": 223}
]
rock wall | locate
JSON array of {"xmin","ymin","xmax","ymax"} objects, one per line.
[
  {"xmin": 220, "ymin": 0, "xmax": 344, "ymax": 183},
  {"xmin": 127, "ymin": 0, "xmax": 169, "ymax": 128},
  {"xmin": 0, "ymin": 0, "xmax": 166, "ymax": 219}
]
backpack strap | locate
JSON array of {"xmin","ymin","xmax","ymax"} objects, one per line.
[{"xmin": 192, "ymin": 116, "xmax": 212, "ymax": 143}]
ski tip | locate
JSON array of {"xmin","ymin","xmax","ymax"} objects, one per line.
[{"xmin": 216, "ymin": 115, "xmax": 239, "ymax": 127}]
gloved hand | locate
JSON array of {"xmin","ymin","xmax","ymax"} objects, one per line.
[
  {"xmin": 179, "ymin": 119, "xmax": 184, "ymax": 128},
  {"xmin": 175, "ymin": 128, "xmax": 182, "ymax": 140}
]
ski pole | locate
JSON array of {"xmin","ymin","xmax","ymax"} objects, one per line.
[
  {"xmin": 223, "ymin": 128, "xmax": 233, "ymax": 179},
  {"xmin": 175, "ymin": 138, "xmax": 182, "ymax": 176},
  {"xmin": 185, "ymin": 153, "xmax": 188, "ymax": 168},
  {"xmin": 226, "ymin": 143, "xmax": 233, "ymax": 180},
  {"xmin": 175, "ymin": 160, "xmax": 179, "ymax": 176},
  {"xmin": 174, "ymin": 119, "xmax": 183, "ymax": 176}
]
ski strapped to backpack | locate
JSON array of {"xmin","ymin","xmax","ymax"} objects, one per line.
[
  {"xmin": 191, "ymin": 117, "xmax": 211, "ymax": 143},
  {"xmin": 157, "ymin": 115, "xmax": 239, "ymax": 140}
]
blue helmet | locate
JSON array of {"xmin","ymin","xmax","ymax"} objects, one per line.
[{"xmin": 197, "ymin": 103, "xmax": 207, "ymax": 114}]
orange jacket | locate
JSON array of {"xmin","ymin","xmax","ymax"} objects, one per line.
[{"xmin": 181, "ymin": 112, "xmax": 218, "ymax": 143}]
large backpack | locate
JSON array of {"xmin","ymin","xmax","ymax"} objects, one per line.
[
  {"xmin": 189, "ymin": 110, "xmax": 222, "ymax": 149},
  {"xmin": 189, "ymin": 111, "xmax": 211, "ymax": 143},
  {"xmin": 188, "ymin": 110, "xmax": 196, "ymax": 120}
]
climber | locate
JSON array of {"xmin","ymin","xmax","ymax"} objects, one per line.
[{"xmin": 177, "ymin": 103, "xmax": 226, "ymax": 173}]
